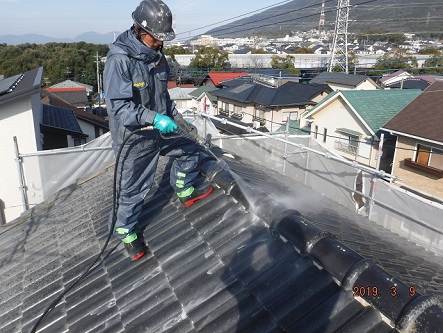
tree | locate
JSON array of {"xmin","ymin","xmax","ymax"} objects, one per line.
[
  {"xmin": 420, "ymin": 48, "xmax": 443, "ymax": 74},
  {"xmin": 356, "ymin": 30, "xmax": 406, "ymax": 44},
  {"xmin": 188, "ymin": 47, "xmax": 230, "ymax": 71},
  {"xmin": 0, "ymin": 42, "xmax": 109, "ymax": 88},
  {"xmin": 270, "ymin": 55, "xmax": 300, "ymax": 75},
  {"xmin": 251, "ymin": 48, "xmax": 267, "ymax": 54},
  {"xmin": 163, "ymin": 45, "xmax": 191, "ymax": 56},
  {"xmin": 293, "ymin": 47, "xmax": 314, "ymax": 54},
  {"xmin": 369, "ymin": 51, "xmax": 419, "ymax": 76}
]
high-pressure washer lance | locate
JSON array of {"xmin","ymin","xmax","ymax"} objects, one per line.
[
  {"xmin": 173, "ymin": 115, "xmax": 230, "ymax": 172},
  {"xmin": 31, "ymin": 115, "xmax": 237, "ymax": 333}
]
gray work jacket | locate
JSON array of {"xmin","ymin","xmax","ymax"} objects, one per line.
[{"xmin": 104, "ymin": 29, "xmax": 176, "ymax": 140}]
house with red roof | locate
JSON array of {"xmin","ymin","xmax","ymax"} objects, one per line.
[
  {"xmin": 44, "ymin": 87, "xmax": 93, "ymax": 110},
  {"xmin": 202, "ymin": 71, "xmax": 249, "ymax": 87}
]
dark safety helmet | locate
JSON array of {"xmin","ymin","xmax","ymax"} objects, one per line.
[{"xmin": 132, "ymin": 0, "xmax": 175, "ymax": 41}]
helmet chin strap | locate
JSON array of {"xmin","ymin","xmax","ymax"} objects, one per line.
[{"xmin": 133, "ymin": 24, "xmax": 163, "ymax": 52}]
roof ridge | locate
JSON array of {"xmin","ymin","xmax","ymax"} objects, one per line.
[{"xmin": 207, "ymin": 169, "xmax": 443, "ymax": 331}]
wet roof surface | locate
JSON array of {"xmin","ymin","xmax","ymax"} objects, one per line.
[{"xmin": 1, "ymin": 151, "xmax": 442, "ymax": 332}]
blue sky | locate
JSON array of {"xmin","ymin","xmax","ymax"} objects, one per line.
[{"xmin": 0, "ymin": 0, "xmax": 279, "ymax": 40}]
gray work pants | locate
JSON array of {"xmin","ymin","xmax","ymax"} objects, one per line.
[{"xmin": 109, "ymin": 127, "xmax": 202, "ymax": 240}]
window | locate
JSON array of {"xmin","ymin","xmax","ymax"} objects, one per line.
[
  {"xmin": 323, "ymin": 128, "xmax": 327, "ymax": 143},
  {"xmin": 416, "ymin": 145, "xmax": 443, "ymax": 170},
  {"xmin": 74, "ymin": 137, "xmax": 87, "ymax": 146},
  {"xmin": 253, "ymin": 109, "xmax": 266, "ymax": 126},
  {"xmin": 314, "ymin": 125, "xmax": 318, "ymax": 139},
  {"xmin": 335, "ymin": 133, "xmax": 359, "ymax": 155},
  {"xmin": 282, "ymin": 112, "xmax": 298, "ymax": 121},
  {"xmin": 220, "ymin": 102, "xmax": 230, "ymax": 116}
]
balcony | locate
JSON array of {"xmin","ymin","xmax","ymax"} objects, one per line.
[
  {"xmin": 404, "ymin": 158, "xmax": 443, "ymax": 178},
  {"xmin": 334, "ymin": 140, "xmax": 358, "ymax": 156},
  {"xmin": 219, "ymin": 109, "xmax": 229, "ymax": 117},
  {"xmin": 252, "ymin": 116, "xmax": 266, "ymax": 127},
  {"xmin": 231, "ymin": 113, "xmax": 243, "ymax": 121}
]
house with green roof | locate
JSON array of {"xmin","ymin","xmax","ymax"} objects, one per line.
[
  {"xmin": 302, "ymin": 89, "xmax": 422, "ymax": 170},
  {"xmin": 188, "ymin": 86, "xmax": 219, "ymax": 116}
]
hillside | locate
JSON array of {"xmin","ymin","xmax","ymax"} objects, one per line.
[{"xmin": 206, "ymin": 0, "xmax": 443, "ymax": 38}]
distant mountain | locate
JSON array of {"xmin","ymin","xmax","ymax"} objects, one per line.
[
  {"xmin": 206, "ymin": 0, "xmax": 443, "ymax": 38},
  {"xmin": 0, "ymin": 31, "xmax": 120, "ymax": 45}
]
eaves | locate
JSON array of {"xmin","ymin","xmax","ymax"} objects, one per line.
[
  {"xmin": 75, "ymin": 114, "xmax": 109, "ymax": 129},
  {"xmin": 40, "ymin": 124, "xmax": 87, "ymax": 137},
  {"xmin": 306, "ymin": 92, "xmax": 377, "ymax": 140},
  {"xmin": 261, "ymin": 101, "xmax": 316, "ymax": 108},
  {"xmin": 380, "ymin": 127, "xmax": 443, "ymax": 147},
  {"xmin": 0, "ymin": 68, "xmax": 43, "ymax": 106}
]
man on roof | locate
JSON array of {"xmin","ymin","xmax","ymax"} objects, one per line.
[{"xmin": 104, "ymin": 0, "xmax": 213, "ymax": 261}]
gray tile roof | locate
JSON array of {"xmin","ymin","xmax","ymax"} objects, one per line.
[
  {"xmin": 212, "ymin": 81, "xmax": 329, "ymax": 107},
  {"xmin": 41, "ymin": 104, "xmax": 85, "ymax": 136},
  {"xmin": 0, "ymin": 67, "xmax": 43, "ymax": 105},
  {"xmin": 1, "ymin": 152, "xmax": 442, "ymax": 332},
  {"xmin": 310, "ymin": 72, "xmax": 374, "ymax": 87},
  {"xmin": 385, "ymin": 78, "xmax": 431, "ymax": 91}
]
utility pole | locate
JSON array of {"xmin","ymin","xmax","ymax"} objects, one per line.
[
  {"xmin": 328, "ymin": 0, "xmax": 350, "ymax": 73},
  {"xmin": 95, "ymin": 52, "xmax": 102, "ymax": 110}
]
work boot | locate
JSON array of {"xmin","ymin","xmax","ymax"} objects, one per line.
[
  {"xmin": 124, "ymin": 236, "xmax": 146, "ymax": 261},
  {"xmin": 179, "ymin": 185, "xmax": 213, "ymax": 208}
]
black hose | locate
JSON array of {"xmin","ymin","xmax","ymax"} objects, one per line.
[{"xmin": 30, "ymin": 128, "xmax": 145, "ymax": 333}]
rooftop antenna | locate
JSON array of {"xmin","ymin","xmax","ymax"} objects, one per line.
[
  {"xmin": 318, "ymin": 0, "xmax": 326, "ymax": 33},
  {"xmin": 328, "ymin": 0, "xmax": 350, "ymax": 73}
]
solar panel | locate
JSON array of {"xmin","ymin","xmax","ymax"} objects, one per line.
[{"xmin": 0, "ymin": 73, "xmax": 24, "ymax": 96}]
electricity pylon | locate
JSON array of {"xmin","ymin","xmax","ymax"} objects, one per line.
[
  {"xmin": 328, "ymin": 0, "xmax": 350, "ymax": 73},
  {"xmin": 318, "ymin": 0, "xmax": 326, "ymax": 32}
]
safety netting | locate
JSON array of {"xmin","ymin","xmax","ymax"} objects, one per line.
[{"xmin": 17, "ymin": 114, "xmax": 443, "ymax": 254}]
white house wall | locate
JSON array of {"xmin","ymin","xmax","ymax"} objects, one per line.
[
  {"xmin": 0, "ymin": 96, "xmax": 42, "ymax": 222},
  {"xmin": 68, "ymin": 119, "xmax": 95, "ymax": 146},
  {"xmin": 309, "ymin": 98, "xmax": 374, "ymax": 166},
  {"xmin": 327, "ymin": 80, "xmax": 378, "ymax": 91}
]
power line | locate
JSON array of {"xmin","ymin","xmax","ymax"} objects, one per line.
[
  {"xmin": 173, "ymin": 0, "xmax": 339, "ymax": 43},
  {"xmin": 176, "ymin": 0, "xmax": 295, "ymax": 37},
  {"xmin": 174, "ymin": 0, "xmax": 402, "ymax": 43},
  {"xmin": 172, "ymin": 0, "xmax": 443, "ymax": 44}
]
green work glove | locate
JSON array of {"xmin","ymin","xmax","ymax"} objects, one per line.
[{"xmin": 153, "ymin": 113, "xmax": 178, "ymax": 134}]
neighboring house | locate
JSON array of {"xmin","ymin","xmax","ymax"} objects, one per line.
[
  {"xmin": 202, "ymin": 72, "xmax": 249, "ymax": 87},
  {"xmin": 309, "ymin": 72, "xmax": 380, "ymax": 91},
  {"xmin": 168, "ymin": 87, "xmax": 197, "ymax": 110},
  {"xmin": 381, "ymin": 81, "xmax": 443, "ymax": 199},
  {"xmin": 379, "ymin": 70, "xmax": 437, "ymax": 88},
  {"xmin": 42, "ymin": 89, "xmax": 109, "ymax": 145},
  {"xmin": 275, "ymin": 119, "xmax": 308, "ymax": 135},
  {"xmin": 212, "ymin": 81, "xmax": 331, "ymax": 132},
  {"xmin": 302, "ymin": 89, "xmax": 422, "ymax": 170},
  {"xmin": 44, "ymin": 87, "xmax": 93, "ymax": 111},
  {"xmin": 50, "ymin": 79, "xmax": 94, "ymax": 94},
  {"xmin": 385, "ymin": 78, "xmax": 431, "ymax": 91},
  {"xmin": 188, "ymin": 86, "xmax": 218, "ymax": 115},
  {"xmin": 41, "ymin": 104, "xmax": 87, "ymax": 149},
  {"xmin": 0, "ymin": 67, "xmax": 43, "ymax": 223}
]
